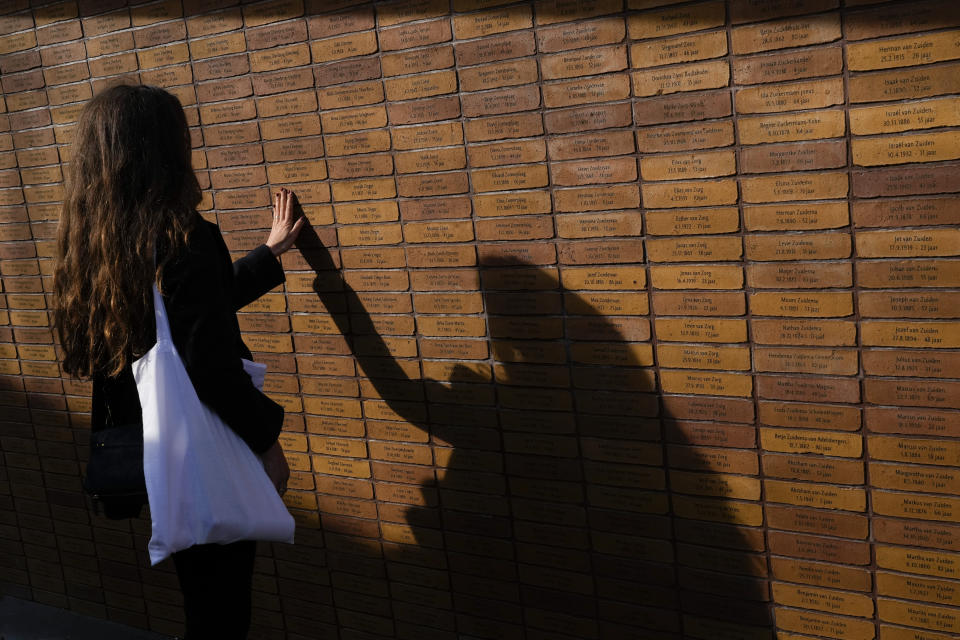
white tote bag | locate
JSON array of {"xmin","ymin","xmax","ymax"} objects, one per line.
[{"xmin": 134, "ymin": 284, "xmax": 295, "ymax": 566}]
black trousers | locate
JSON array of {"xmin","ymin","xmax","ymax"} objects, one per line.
[{"xmin": 172, "ymin": 540, "xmax": 257, "ymax": 639}]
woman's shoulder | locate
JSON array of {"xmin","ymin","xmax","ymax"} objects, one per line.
[
  {"xmin": 187, "ymin": 218, "xmax": 226, "ymax": 251},
  {"xmin": 163, "ymin": 217, "xmax": 229, "ymax": 283},
  {"xmin": 175, "ymin": 217, "xmax": 229, "ymax": 263}
]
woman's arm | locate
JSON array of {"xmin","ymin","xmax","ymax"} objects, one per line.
[
  {"xmin": 231, "ymin": 189, "xmax": 304, "ymax": 310},
  {"xmin": 231, "ymin": 245, "xmax": 284, "ymax": 311}
]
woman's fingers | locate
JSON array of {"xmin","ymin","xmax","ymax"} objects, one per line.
[
  {"xmin": 273, "ymin": 189, "xmax": 293, "ymax": 221},
  {"xmin": 284, "ymin": 190, "xmax": 295, "ymax": 223},
  {"xmin": 266, "ymin": 189, "xmax": 305, "ymax": 256}
]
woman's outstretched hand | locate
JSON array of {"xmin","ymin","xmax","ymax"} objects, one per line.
[{"xmin": 266, "ymin": 188, "xmax": 305, "ymax": 256}]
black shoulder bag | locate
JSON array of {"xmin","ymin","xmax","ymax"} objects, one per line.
[{"xmin": 83, "ymin": 423, "xmax": 148, "ymax": 519}]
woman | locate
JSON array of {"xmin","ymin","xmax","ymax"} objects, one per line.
[{"xmin": 53, "ymin": 85, "xmax": 303, "ymax": 638}]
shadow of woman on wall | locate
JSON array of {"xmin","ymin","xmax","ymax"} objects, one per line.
[{"xmin": 295, "ymin": 220, "xmax": 773, "ymax": 640}]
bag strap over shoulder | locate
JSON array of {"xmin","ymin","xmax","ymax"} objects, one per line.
[
  {"xmin": 152, "ymin": 285, "xmax": 173, "ymax": 345},
  {"xmin": 149, "ymin": 247, "xmax": 173, "ymax": 346}
]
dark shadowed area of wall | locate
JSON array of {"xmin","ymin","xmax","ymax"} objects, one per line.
[{"xmin": 2, "ymin": 1, "xmax": 960, "ymax": 639}]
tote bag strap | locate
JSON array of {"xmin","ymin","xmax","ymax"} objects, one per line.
[
  {"xmin": 151, "ymin": 284, "xmax": 173, "ymax": 346},
  {"xmin": 149, "ymin": 243, "xmax": 174, "ymax": 347}
]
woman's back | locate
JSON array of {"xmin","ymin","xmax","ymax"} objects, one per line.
[
  {"xmin": 91, "ymin": 219, "xmax": 284, "ymax": 446},
  {"xmin": 53, "ymin": 85, "xmax": 303, "ymax": 639}
]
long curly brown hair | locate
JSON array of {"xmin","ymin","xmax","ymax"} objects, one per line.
[{"xmin": 54, "ymin": 85, "xmax": 202, "ymax": 378}]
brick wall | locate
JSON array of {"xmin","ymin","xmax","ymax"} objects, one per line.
[{"xmin": 2, "ymin": 0, "xmax": 960, "ymax": 638}]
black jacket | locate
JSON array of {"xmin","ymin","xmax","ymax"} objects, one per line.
[{"xmin": 91, "ymin": 219, "xmax": 285, "ymax": 455}]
